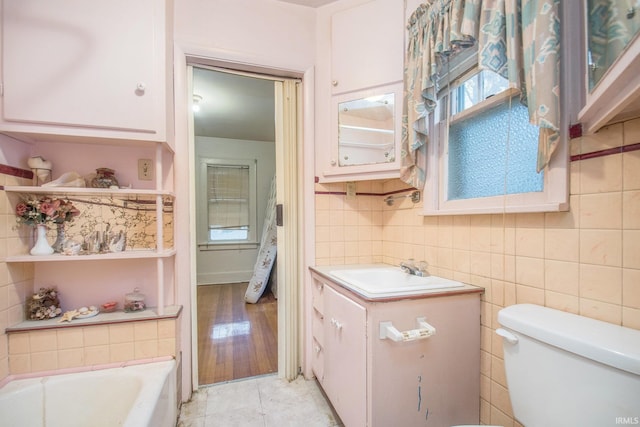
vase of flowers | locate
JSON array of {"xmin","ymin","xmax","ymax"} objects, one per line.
[
  {"xmin": 15, "ymin": 196, "xmax": 81, "ymax": 256},
  {"xmin": 31, "ymin": 224, "xmax": 53, "ymax": 255}
]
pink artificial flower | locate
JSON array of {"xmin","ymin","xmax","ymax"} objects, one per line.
[
  {"xmin": 40, "ymin": 199, "xmax": 61, "ymax": 218},
  {"xmin": 15, "ymin": 202, "xmax": 28, "ymax": 217}
]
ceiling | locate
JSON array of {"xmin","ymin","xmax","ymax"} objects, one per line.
[
  {"xmin": 192, "ymin": 0, "xmax": 339, "ymax": 141},
  {"xmin": 192, "ymin": 67, "xmax": 276, "ymax": 142},
  {"xmin": 275, "ymin": 0, "xmax": 338, "ymax": 7}
]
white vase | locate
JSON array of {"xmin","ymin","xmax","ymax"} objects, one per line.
[{"xmin": 30, "ymin": 224, "xmax": 54, "ymax": 256}]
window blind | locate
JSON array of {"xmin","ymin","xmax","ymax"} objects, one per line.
[{"xmin": 207, "ymin": 164, "xmax": 250, "ymax": 230}]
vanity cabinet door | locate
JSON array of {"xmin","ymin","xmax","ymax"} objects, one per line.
[
  {"xmin": 0, "ymin": 0, "xmax": 169, "ymax": 142},
  {"xmin": 323, "ymin": 285, "xmax": 367, "ymax": 427},
  {"xmin": 330, "ymin": 0, "xmax": 403, "ymax": 95}
]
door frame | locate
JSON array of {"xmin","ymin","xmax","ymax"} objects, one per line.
[{"xmin": 173, "ymin": 42, "xmax": 315, "ymax": 398}]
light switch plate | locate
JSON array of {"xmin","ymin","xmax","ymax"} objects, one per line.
[
  {"xmin": 346, "ymin": 181, "xmax": 356, "ymax": 199},
  {"xmin": 138, "ymin": 159, "xmax": 153, "ymax": 180}
]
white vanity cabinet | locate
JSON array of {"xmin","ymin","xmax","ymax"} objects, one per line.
[
  {"xmin": 330, "ymin": 0, "xmax": 404, "ymax": 95},
  {"xmin": 0, "ymin": 0, "xmax": 173, "ymax": 144},
  {"xmin": 321, "ymin": 284, "xmax": 367, "ymax": 427},
  {"xmin": 310, "ymin": 270, "xmax": 481, "ymax": 427}
]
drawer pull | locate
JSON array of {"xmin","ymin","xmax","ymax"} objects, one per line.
[
  {"xmin": 379, "ymin": 317, "xmax": 436, "ymax": 342},
  {"xmin": 330, "ymin": 318, "xmax": 343, "ymax": 330}
]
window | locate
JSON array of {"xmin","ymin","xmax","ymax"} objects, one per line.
[
  {"xmin": 446, "ymin": 70, "xmax": 543, "ymax": 201},
  {"xmin": 423, "ymin": 56, "xmax": 569, "ymax": 215},
  {"xmin": 198, "ymin": 158, "xmax": 257, "ymax": 246}
]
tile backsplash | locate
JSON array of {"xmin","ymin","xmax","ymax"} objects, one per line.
[{"xmin": 314, "ymin": 117, "xmax": 640, "ymax": 426}]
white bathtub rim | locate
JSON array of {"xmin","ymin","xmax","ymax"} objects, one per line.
[
  {"xmin": 0, "ymin": 357, "xmax": 177, "ymax": 427},
  {"xmin": 0, "ymin": 355, "xmax": 175, "ymax": 389}
]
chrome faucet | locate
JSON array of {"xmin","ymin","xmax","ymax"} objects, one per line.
[{"xmin": 400, "ymin": 259, "xmax": 429, "ymax": 277}]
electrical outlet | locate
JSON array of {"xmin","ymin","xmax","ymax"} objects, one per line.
[{"xmin": 138, "ymin": 159, "xmax": 153, "ymax": 180}]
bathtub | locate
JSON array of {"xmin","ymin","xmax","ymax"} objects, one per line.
[{"xmin": 0, "ymin": 359, "xmax": 177, "ymax": 427}]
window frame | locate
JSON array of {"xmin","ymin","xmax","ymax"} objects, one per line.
[
  {"xmin": 197, "ymin": 157, "xmax": 258, "ymax": 249},
  {"xmin": 421, "ymin": 12, "xmax": 576, "ymax": 216}
]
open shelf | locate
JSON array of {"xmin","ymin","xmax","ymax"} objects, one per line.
[
  {"xmin": 3, "ymin": 185, "xmax": 174, "ymax": 198},
  {"xmin": 6, "ymin": 305, "xmax": 182, "ymax": 333},
  {"xmin": 4, "ymin": 248, "xmax": 176, "ymax": 263}
]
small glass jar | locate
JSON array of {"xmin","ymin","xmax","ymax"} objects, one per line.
[
  {"xmin": 91, "ymin": 167, "xmax": 119, "ymax": 188},
  {"xmin": 124, "ymin": 287, "xmax": 146, "ymax": 312}
]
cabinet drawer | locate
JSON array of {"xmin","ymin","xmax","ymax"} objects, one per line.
[
  {"xmin": 312, "ymin": 278, "xmax": 325, "ymax": 314},
  {"xmin": 312, "ymin": 338, "xmax": 324, "ymax": 383},
  {"xmin": 312, "ymin": 308, "xmax": 324, "ymax": 347}
]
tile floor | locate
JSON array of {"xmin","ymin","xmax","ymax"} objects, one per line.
[{"xmin": 177, "ymin": 374, "xmax": 343, "ymax": 427}]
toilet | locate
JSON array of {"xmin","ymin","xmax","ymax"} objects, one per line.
[{"xmin": 456, "ymin": 303, "xmax": 640, "ymax": 427}]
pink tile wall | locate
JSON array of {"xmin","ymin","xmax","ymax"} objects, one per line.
[{"xmin": 314, "ymin": 117, "xmax": 640, "ymax": 427}]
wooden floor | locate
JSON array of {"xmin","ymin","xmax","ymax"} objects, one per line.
[{"xmin": 197, "ymin": 282, "xmax": 278, "ymax": 385}]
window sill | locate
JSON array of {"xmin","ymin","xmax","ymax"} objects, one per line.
[
  {"xmin": 422, "ymin": 200, "xmax": 569, "ymax": 216},
  {"xmin": 198, "ymin": 242, "xmax": 259, "ymax": 251},
  {"xmin": 450, "ymin": 87, "xmax": 520, "ymax": 124}
]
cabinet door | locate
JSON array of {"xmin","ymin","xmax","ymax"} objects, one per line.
[
  {"xmin": 323, "ymin": 285, "xmax": 367, "ymax": 427},
  {"xmin": 1, "ymin": 0, "xmax": 165, "ymax": 137},
  {"xmin": 330, "ymin": 0, "xmax": 403, "ymax": 94}
]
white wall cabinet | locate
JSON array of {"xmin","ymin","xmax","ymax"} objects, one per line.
[
  {"xmin": 330, "ymin": 0, "xmax": 403, "ymax": 95},
  {"xmin": 1, "ymin": 0, "xmax": 176, "ymax": 324},
  {"xmin": 0, "ymin": 0, "xmax": 173, "ymax": 145},
  {"xmin": 316, "ymin": 0, "xmax": 405, "ymax": 183},
  {"xmin": 311, "ymin": 270, "xmax": 481, "ymax": 427}
]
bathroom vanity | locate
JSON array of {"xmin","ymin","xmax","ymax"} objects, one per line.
[{"xmin": 310, "ymin": 265, "xmax": 482, "ymax": 427}]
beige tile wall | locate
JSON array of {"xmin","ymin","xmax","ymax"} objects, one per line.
[
  {"xmin": 314, "ymin": 117, "xmax": 640, "ymax": 426},
  {"xmin": 7, "ymin": 319, "xmax": 177, "ymax": 374},
  {"xmin": 0, "ymin": 172, "xmax": 35, "ymax": 381}
]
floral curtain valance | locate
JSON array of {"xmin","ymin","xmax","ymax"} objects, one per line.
[{"xmin": 400, "ymin": 0, "xmax": 561, "ymax": 190}]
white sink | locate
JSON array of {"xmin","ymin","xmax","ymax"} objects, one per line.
[{"xmin": 329, "ymin": 267, "xmax": 464, "ymax": 298}]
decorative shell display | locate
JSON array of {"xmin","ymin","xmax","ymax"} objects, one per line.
[
  {"xmin": 28, "ymin": 287, "xmax": 62, "ymax": 320},
  {"xmin": 58, "ymin": 305, "xmax": 98, "ymax": 322}
]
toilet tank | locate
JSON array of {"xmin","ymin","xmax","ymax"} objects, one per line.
[{"xmin": 497, "ymin": 304, "xmax": 640, "ymax": 427}]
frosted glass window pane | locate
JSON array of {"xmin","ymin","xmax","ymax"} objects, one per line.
[{"xmin": 448, "ymin": 99, "xmax": 543, "ymax": 200}]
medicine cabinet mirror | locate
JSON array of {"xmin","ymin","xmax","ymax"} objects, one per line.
[
  {"xmin": 332, "ymin": 82, "xmax": 402, "ymax": 168},
  {"xmin": 586, "ymin": 0, "xmax": 640, "ymax": 91}
]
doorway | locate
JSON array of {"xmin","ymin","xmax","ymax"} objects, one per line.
[{"xmin": 190, "ymin": 65, "xmax": 299, "ymax": 386}]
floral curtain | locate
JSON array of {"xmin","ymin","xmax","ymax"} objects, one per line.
[{"xmin": 400, "ymin": 0, "xmax": 561, "ymax": 189}]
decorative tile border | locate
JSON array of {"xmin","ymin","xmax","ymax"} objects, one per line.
[
  {"xmin": 571, "ymin": 142, "xmax": 640, "ymax": 162},
  {"xmin": 315, "ymin": 187, "xmax": 417, "ymax": 196},
  {"xmin": 0, "ymin": 164, "xmax": 32, "ymax": 180}
]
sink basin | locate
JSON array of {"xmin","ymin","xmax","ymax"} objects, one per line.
[{"xmin": 329, "ymin": 267, "xmax": 464, "ymax": 298}]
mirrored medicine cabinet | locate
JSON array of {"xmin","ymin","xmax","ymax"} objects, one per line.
[
  {"xmin": 580, "ymin": 0, "xmax": 640, "ymax": 133},
  {"xmin": 586, "ymin": 0, "xmax": 639, "ymax": 91},
  {"xmin": 325, "ymin": 82, "xmax": 403, "ymax": 180}
]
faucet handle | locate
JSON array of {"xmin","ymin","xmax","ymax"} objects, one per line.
[
  {"xmin": 399, "ymin": 259, "xmax": 414, "ymax": 273},
  {"xmin": 415, "ymin": 260, "xmax": 429, "ymax": 276}
]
